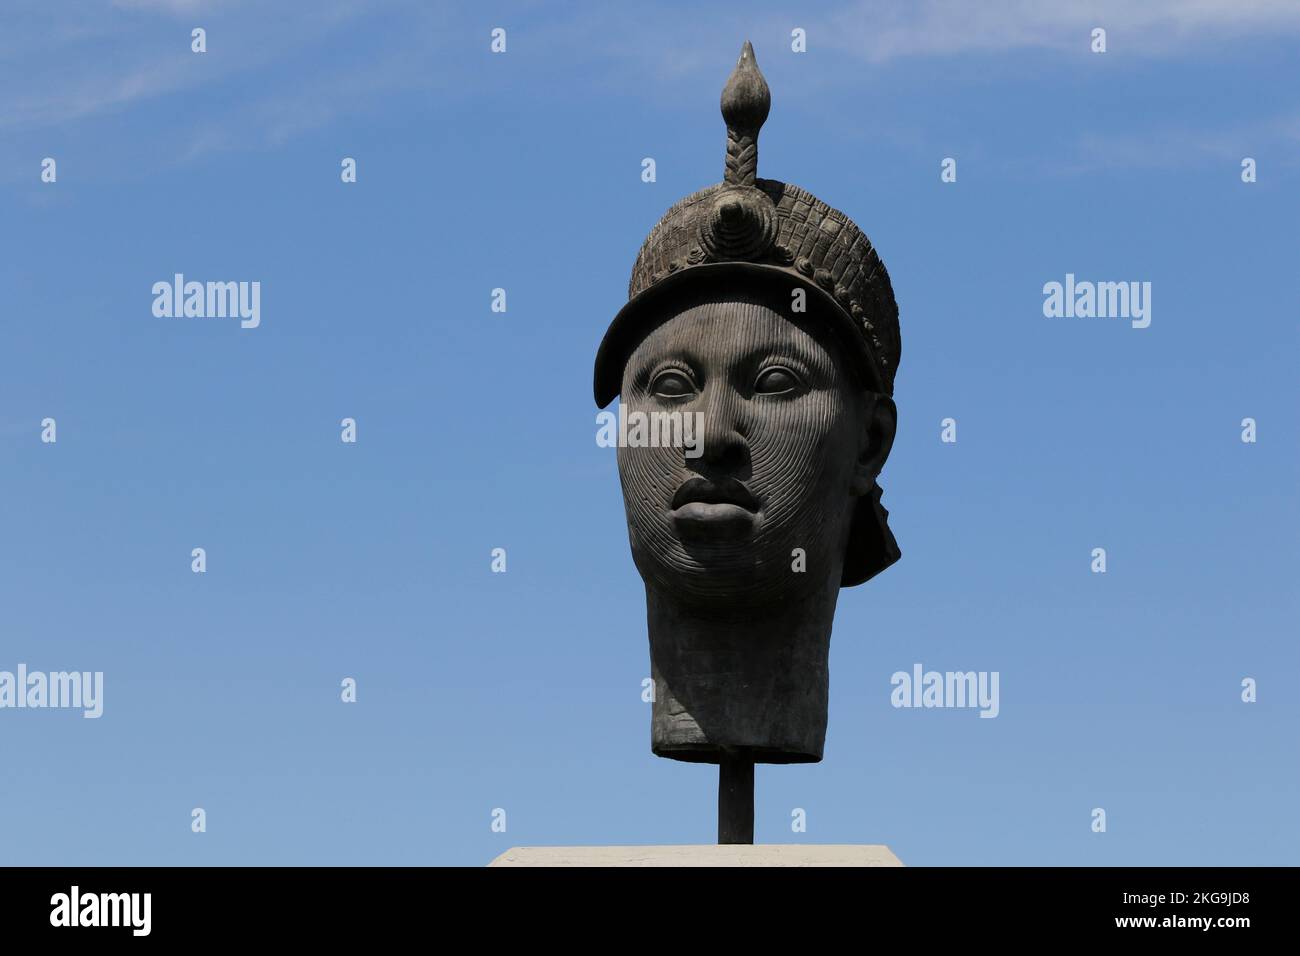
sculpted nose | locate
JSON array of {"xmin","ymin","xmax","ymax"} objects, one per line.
[{"xmin": 694, "ymin": 384, "xmax": 749, "ymax": 475}]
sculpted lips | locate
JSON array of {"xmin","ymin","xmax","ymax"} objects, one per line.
[
  {"xmin": 672, "ymin": 477, "xmax": 759, "ymax": 511},
  {"xmin": 670, "ymin": 477, "xmax": 759, "ymax": 538}
]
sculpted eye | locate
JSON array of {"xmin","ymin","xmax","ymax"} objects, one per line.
[
  {"xmin": 651, "ymin": 369, "xmax": 696, "ymax": 398},
  {"xmin": 754, "ymin": 366, "xmax": 802, "ymax": 395}
]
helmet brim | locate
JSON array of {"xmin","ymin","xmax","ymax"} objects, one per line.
[{"xmin": 593, "ymin": 261, "xmax": 885, "ymax": 408}]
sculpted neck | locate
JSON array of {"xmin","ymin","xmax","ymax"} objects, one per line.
[{"xmin": 645, "ymin": 575, "xmax": 842, "ymax": 764}]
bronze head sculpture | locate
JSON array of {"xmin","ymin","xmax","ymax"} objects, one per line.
[{"xmin": 594, "ymin": 42, "xmax": 902, "ymax": 840}]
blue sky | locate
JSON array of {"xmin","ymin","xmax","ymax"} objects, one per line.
[{"xmin": 1, "ymin": 0, "xmax": 1296, "ymax": 865}]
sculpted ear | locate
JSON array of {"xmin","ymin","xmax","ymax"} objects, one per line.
[{"xmin": 850, "ymin": 393, "xmax": 896, "ymax": 496}]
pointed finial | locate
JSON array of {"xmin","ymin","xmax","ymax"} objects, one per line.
[
  {"xmin": 721, "ymin": 41, "xmax": 770, "ymax": 134},
  {"xmin": 721, "ymin": 41, "xmax": 770, "ymax": 185}
]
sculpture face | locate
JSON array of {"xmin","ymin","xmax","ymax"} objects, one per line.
[{"xmin": 617, "ymin": 291, "xmax": 873, "ymax": 611}]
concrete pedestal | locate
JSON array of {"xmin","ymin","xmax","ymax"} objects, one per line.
[{"xmin": 488, "ymin": 845, "xmax": 903, "ymax": 867}]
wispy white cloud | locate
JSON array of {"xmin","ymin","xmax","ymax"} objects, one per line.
[
  {"xmin": 2, "ymin": 0, "xmax": 1297, "ymax": 179},
  {"xmin": 812, "ymin": 0, "xmax": 1300, "ymax": 61},
  {"xmin": 0, "ymin": 0, "xmax": 402, "ymax": 131},
  {"xmin": 111, "ymin": 0, "xmax": 230, "ymax": 13},
  {"xmin": 1065, "ymin": 110, "xmax": 1300, "ymax": 174}
]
